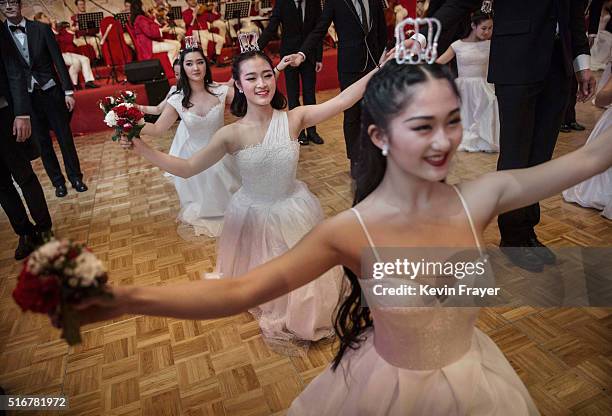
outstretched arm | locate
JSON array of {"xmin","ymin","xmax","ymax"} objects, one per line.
[
  {"xmin": 463, "ymin": 125, "xmax": 612, "ymax": 225},
  {"xmin": 140, "ymin": 103, "xmax": 179, "ymax": 135},
  {"xmin": 74, "ymin": 216, "xmax": 344, "ymax": 323},
  {"xmin": 124, "ymin": 127, "xmax": 229, "ymax": 178},
  {"xmin": 288, "ymin": 51, "xmax": 392, "ymax": 133}
]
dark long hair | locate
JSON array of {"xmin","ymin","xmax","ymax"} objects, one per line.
[
  {"xmin": 130, "ymin": 0, "xmax": 144, "ymax": 25},
  {"xmin": 174, "ymin": 47, "xmax": 217, "ymax": 109},
  {"xmin": 230, "ymin": 51, "xmax": 287, "ymax": 117},
  {"xmin": 331, "ymin": 62, "xmax": 460, "ymax": 370},
  {"xmin": 462, "ymin": 10, "xmax": 493, "ymax": 38}
]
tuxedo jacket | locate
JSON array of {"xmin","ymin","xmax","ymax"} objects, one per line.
[
  {"xmin": 258, "ymin": 0, "xmax": 323, "ymax": 63},
  {"xmin": 300, "ymin": 0, "xmax": 387, "ymax": 73},
  {"xmin": 433, "ymin": 0, "xmax": 591, "ymax": 85},
  {"xmin": 0, "ymin": 20, "xmax": 73, "ymax": 94},
  {"xmin": 0, "ymin": 44, "xmax": 31, "ymax": 117}
]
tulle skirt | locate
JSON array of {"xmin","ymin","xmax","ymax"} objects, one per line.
[
  {"xmin": 563, "ymin": 108, "xmax": 612, "ymax": 219},
  {"xmin": 456, "ymin": 77, "xmax": 500, "ymax": 153},
  {"xmin": 213, "ymin": 181, "xmax": 343, "ymax": 353},
  {"xmin": 167, "ymin": 122, "xmax": 241, "ymax": 237},
  {"xmin": 289, "ymin": 328, "xmax": 539, "ymax": 415}
]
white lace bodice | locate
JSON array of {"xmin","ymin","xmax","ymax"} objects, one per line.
[
  {"xmin": 452, "ymin": 40, "xmax": 491, "ymax": 79},
  {"xmin": 232, "ymin": 110, "xmax": 300, "ymax": 203},
  {"xmin": 167, "ymin": 84, "xmax": 228, "ymax": 148}
]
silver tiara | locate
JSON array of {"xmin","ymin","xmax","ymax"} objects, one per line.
[
  {"xmin": 184, "ymin": 36, "xmax": 199, "ymax": 50},
  {"xmin": 394, "ymin": 17, "xmax": 441, "ymax": 65},
  {"xmin": 238, "ymin": 32, "xmax": 260, "ymax": 54},
  {"xmin": 481, "ymin": 1, "xmax": 493, "ymax": 13}
]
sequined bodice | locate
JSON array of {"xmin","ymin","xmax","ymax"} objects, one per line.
[
  {"xmin": 232, "ymin": 110, "xmax": 300, "ymax": 202},
  {"xmin": 352, "ymin": 187, "xmax": 490, "ymax": 370},
  {"xmin": 454, "ymin": 40, "xmax": 490, "ymax": 79}
]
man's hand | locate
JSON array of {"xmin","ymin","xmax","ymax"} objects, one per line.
[
  {"xmin": 65, "ymin": 95, "xmax": 76, "ymax": 112},
  {"xmin": 286, "ymin": 53, "xmax": 305, "ymax": 67},
  {"xmin": 576, "ymin": 69, "xmax": 597, "ymax": 102},
  {"xmin": 13, "ymin": 117, "xmax": 31, "ymax": 142},
  {"xmin": 315, "ymin": 62, "xmax": 323, "ymax": 72}
]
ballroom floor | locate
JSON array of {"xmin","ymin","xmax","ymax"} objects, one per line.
[{"xmin": 0, "ymin": 90, "xmax": 610, "ymax": 415}]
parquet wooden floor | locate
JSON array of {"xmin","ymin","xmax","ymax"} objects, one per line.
[{"xmin": 0, "ymin": 90, "xmax": 610, "ymax": 416}]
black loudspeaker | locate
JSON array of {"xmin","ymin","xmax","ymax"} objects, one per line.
[{"xmin": 124, "ymin": 59, "xmax": 165, "ymax": 84}]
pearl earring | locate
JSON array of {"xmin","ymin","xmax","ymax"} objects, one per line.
[{"xmin": 382, "ymin": 143, "xmax": 389, "ymax": 156}]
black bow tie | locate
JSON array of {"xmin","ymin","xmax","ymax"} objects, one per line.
[{"xmin": 9, "ymin": 25, "xmax": 25, "ymax": 33}]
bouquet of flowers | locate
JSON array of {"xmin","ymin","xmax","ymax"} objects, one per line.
[
  {"xmin": 98, "ymin": 91, "xmax": 137, "ymax": 115},
  {"xmin": 12, "ymin": 239, "xmax": 112, "ymax": 346},
  {"xmin": 104, "ymin": 103, "xmax": 145, "ymax": 141}
]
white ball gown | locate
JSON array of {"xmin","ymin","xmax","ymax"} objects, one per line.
[
  {"xmin": 166, "ymin": 84, "xmax": 241, "ymax": 237},
  {"xmin": 563, "ymin": 107, "xmax": 612, "ymax": 219},
  {"xmin": 289, "ymin": 188, "xmax": 539, "ymax": 415},
  {"xmin": 212, "ymin": 110, "xmax": 343, "ymax": 353},
  {"xmin": 452, "ymin": 39, "xmax": 500, "ymax": 153}
]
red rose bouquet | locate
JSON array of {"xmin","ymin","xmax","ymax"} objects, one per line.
[
  {"xmin": 104, "ymin": 103, "xmax": 145, "ymax": 141},
  {"xmin": 12, "ymin": 239, "xmax": 112, "ymax": 345}
]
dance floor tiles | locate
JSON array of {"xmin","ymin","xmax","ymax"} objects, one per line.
[{"xmin": 0, "ymin": 90, "xmax": 611, "ymax": 415}]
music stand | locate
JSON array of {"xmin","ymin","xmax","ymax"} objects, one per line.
[
  {"xmin": 168, "ymin": 6, "xmax": 182, "ymax": 21},
  {"xmin": 115, "ymin": 12, "xmax": 130, "ymax": 28},
  {"xmin": 260, "ymin": 0, "xmax": 272, "ymax": 10},
  {"xmin": 77, "ymin": 12, "xmax": 104, "ymax": 32},
  {"xmin": 223, "ymin": 1, "xmax": 252, "ymax": 46},
  {"xmin": 77, "ymin": 12, "xmax": 104, "ymax": 65}
]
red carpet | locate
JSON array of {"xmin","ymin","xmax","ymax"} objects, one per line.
[{"xmin": 71, "ymin": 49, "xmax": 339, "ymax": 136}]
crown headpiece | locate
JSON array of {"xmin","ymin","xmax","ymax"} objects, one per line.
[
  {"xmin": 394, "ymin": 17, "xmax": 441, "ymax": 65},
  {"xmin": 238, "ymin": 32, "xmax": 260, "ymax": 54},
  {"xmin": 481, "ymin": 0, "xmax": 493, "ymax": 13},
  {"xmin": 184, "ymin": 36, "xmax": 199, "ymax": 50}
]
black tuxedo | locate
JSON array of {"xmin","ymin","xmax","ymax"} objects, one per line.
[
  {"xmin": 297, "ymin": 0, "xmax": 387, "ymax": 173},
  {"xmin": 0, "ymin": 48, "xmax": 52, "ymax": 237},
  {"xmin": 259, "ymin": 0, "xmax": 323, "ymax": 63},
  {"xmin": 259, "ymin": 0, "xmax": 323, "ymax": 136},
  {"xmin": 434, "ymin": 0, "xmax": 590, "ymax": 243},
  {"xmin": 0, "ymin": 19, "xmax": 83, "ymax": 188}
]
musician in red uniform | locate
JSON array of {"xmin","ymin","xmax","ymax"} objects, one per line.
[
  {"xmin": 131, "ymin": 0, "xmax": 180, "ymax": 62},
  {"xmin": 182, "ymin": 0, "xmax": 225, "ymax": 62},
  {"xmin": 33, "ymin": 13, "xmax": 99, "ymax": 89}
]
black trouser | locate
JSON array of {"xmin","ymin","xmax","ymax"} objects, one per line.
[
  {"xmin": 496, "ymin": 41, "xmax": 570, "ymax": 243},
  {"xmin": 338, "ymin": 69, "xmax": 371, "ymax": 174},
  {"xmin": 285, "ymin": 59, "xmax": 317, "ymax": 136},
  {"xmin": 563, "ymin": 76, "xmax": 578, "ymax": 124},
  {"xmin": 0, "ymin": 106, "xmax": 52, "ymax": 236},
  {"xmin": 30, "ymin": 85, "xmax": 82, "ymax": 187}
]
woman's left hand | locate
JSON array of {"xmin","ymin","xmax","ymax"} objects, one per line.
[{"xmin": 277, "ymin": 55, "xmax": 293, "ymax": 72}]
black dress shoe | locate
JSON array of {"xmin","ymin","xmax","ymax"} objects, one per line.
[
  {"xmin": 559, "ymin": 124, "xmax": 572, "ymax": 133},
  {"xmin": 308, "ymin": 132, "xmax": 325, "ymax": 145},
  {"xmin": 85, "ymin": 81, "xmax": 100, "ymax": 89},
  {"xmin": 71, "ymin": 180, "xmax": 88, "ymax": 192},
  {"xmin": 298, "ymin": 131, "xmax": 309, "ymax": 145},
  {"xmin": 55, "ymin": 184, "xmax": 68, "ymax": 197},
  {"xmin": 569, "ymin": 122, "xmax": 585, "ymax": 131},
  {"xmin": 15, "ymin": 234, "xmax": 37, "ymax": 260},
  {"xmin": 500, "ymin": 240, "xmax": 544, "ymax": 272},
  {"xmin": 526, "ymin": 236, "xmax": 557, "ymax": 265}
]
